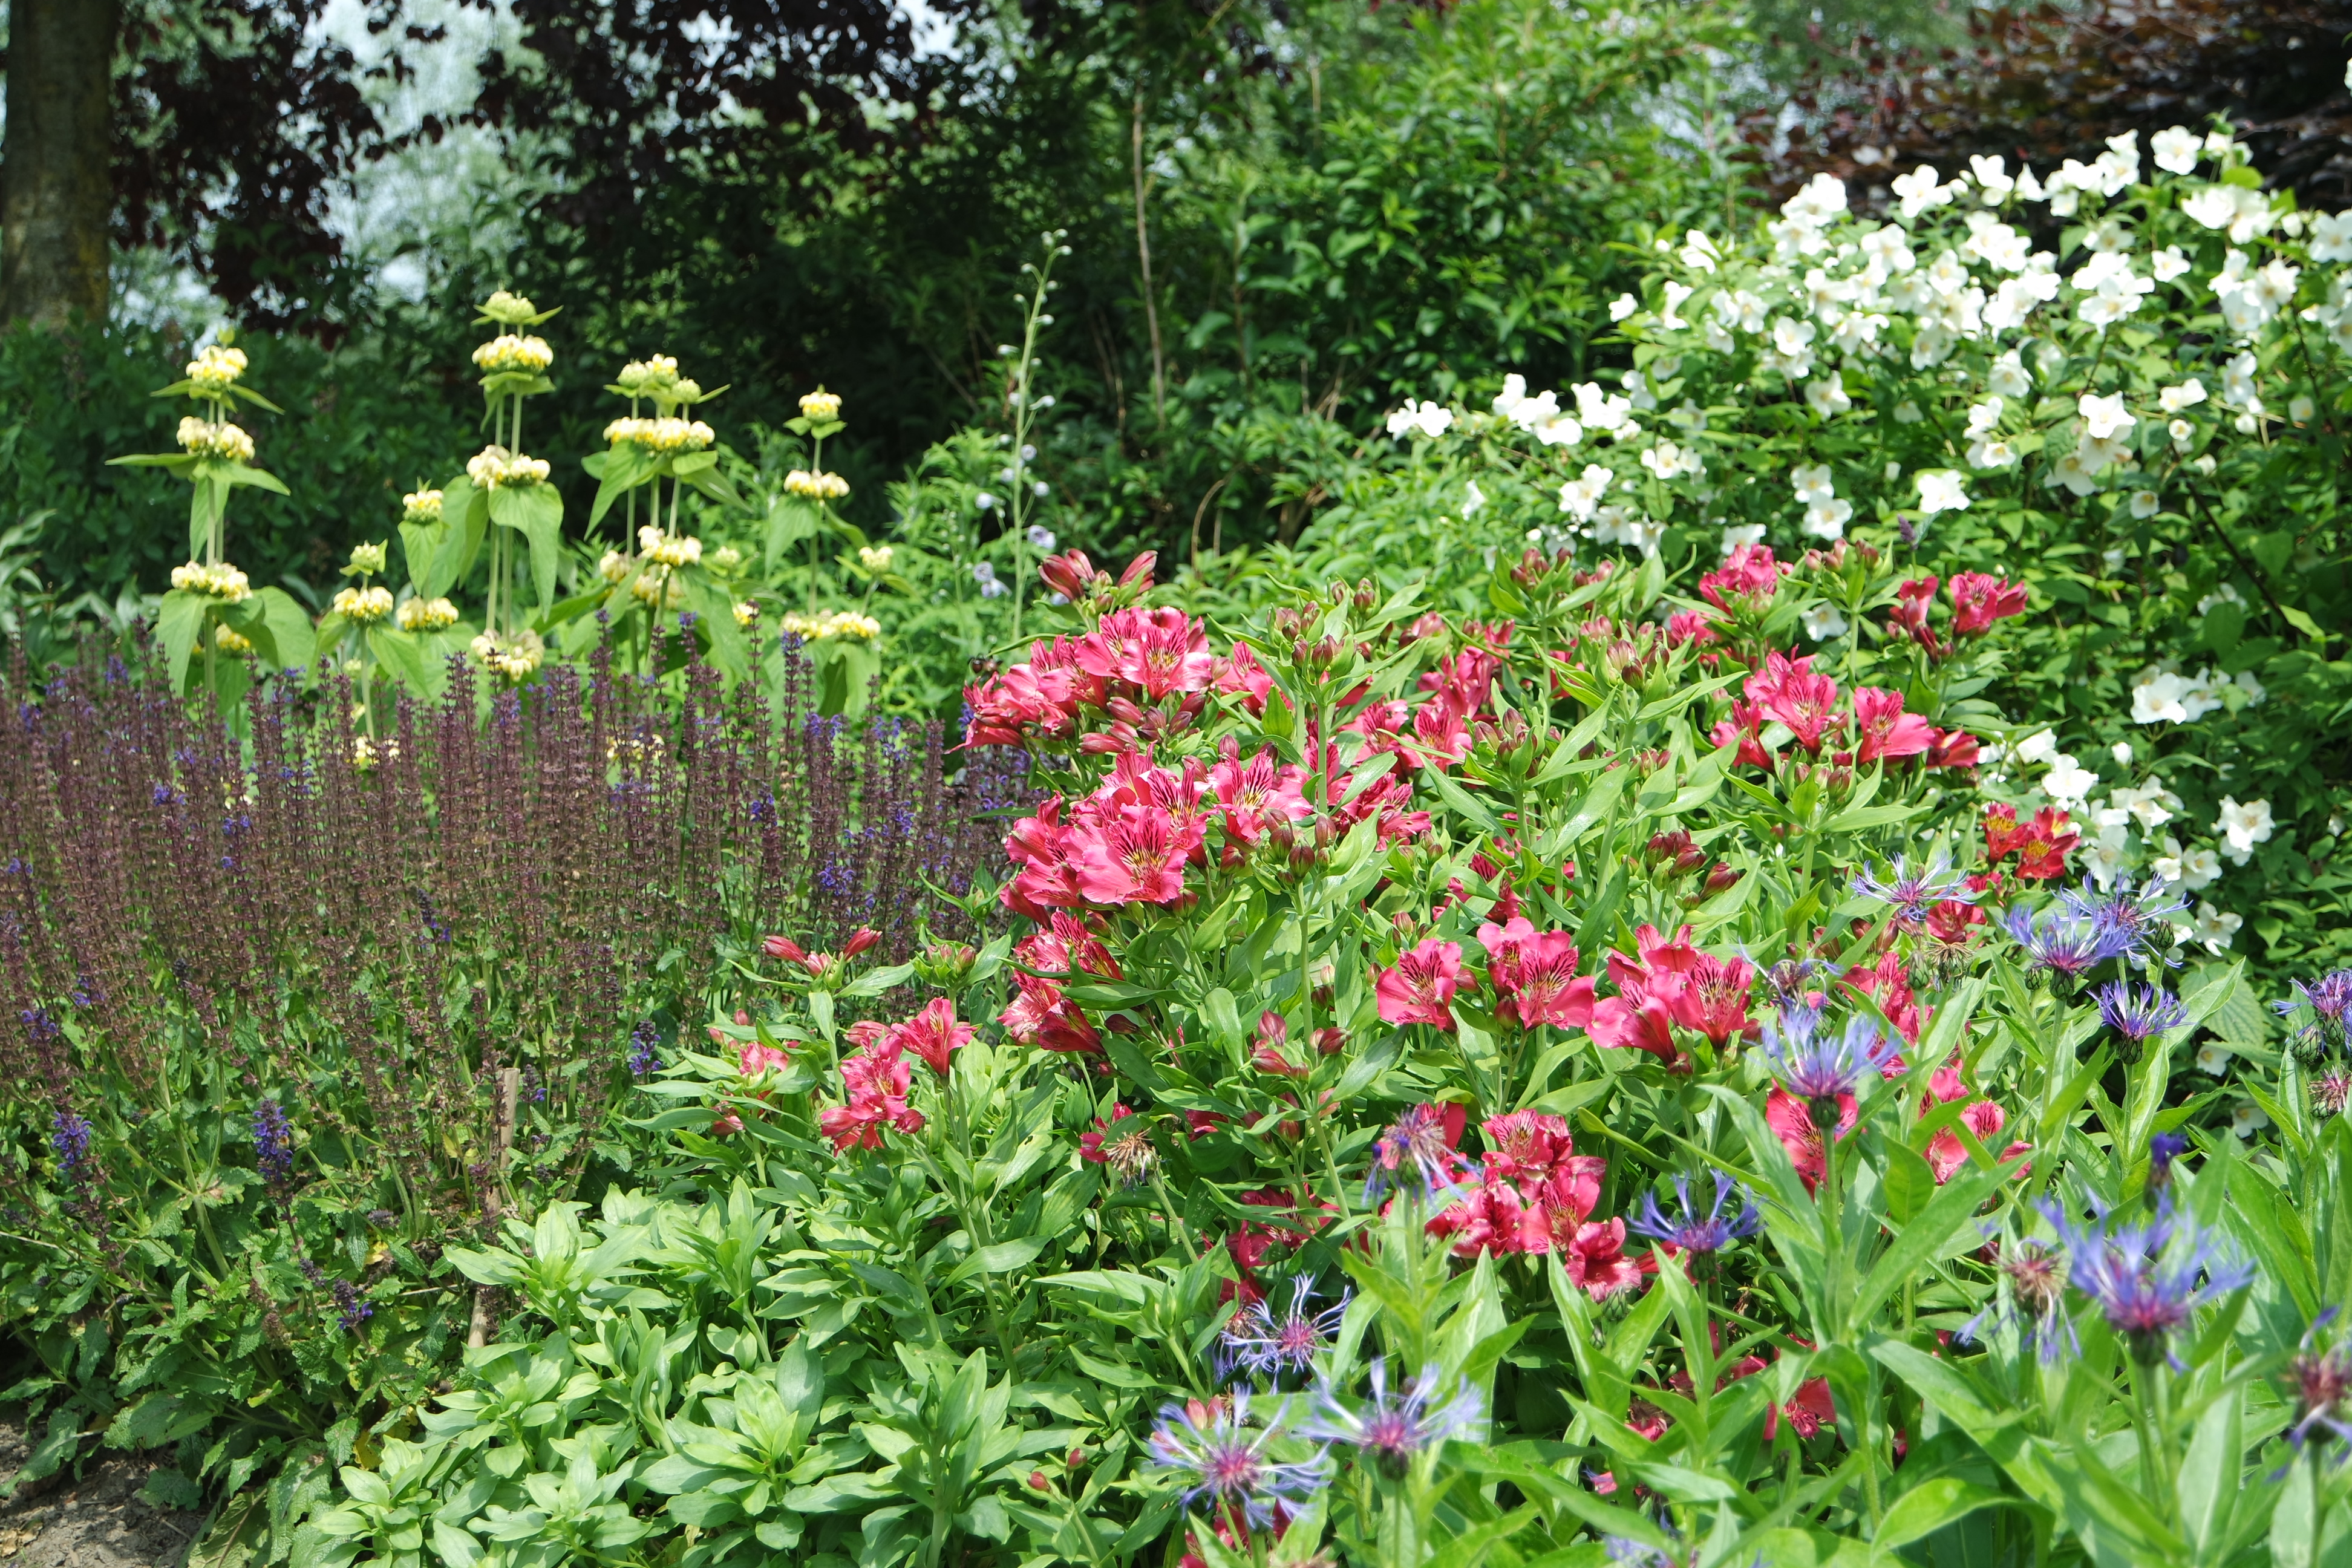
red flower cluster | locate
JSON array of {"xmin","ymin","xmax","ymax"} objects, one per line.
[
  {"xmin": 1425, "ymin": 1111, "xmax": 1650, "ymax": 1299},
  {"xmin": 760, "ymin": 926, "xmax": 880, "ymax": 981},
  {"xmin": 1698, "ymin": 542, "xmax": 1794, "ymax": 614},
  {"xmin": 964, "ymin": 593, "xmax": 1271, "ymax": 751},
  {"xmin": 1982, "ymin": 802, "xmax": 2080, "ymax": 880},
  {"xmin": 1001, "ymin": 911, "xmax": 1122, "ymax": 1056},
  {"xmin": 1922, "ymin": 1057, "xmax": 2032, "ymax": 1183},
  {"xmin": 1711, "ymin": 652, "xmax": 1977, "ymax": 772},
  {"xmin": 1586, "ymin": 924, "xmax": 1757, "ymax": 1064},
  {"xmin": 819, "ymin": 1021, "xmax": 926, "ymax": 1151},
  {"xmin": 1889, "ymin": 572, "xmax": 2028, "ymax": 658}
]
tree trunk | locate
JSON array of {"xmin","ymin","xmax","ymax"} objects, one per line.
[{"xmin": 3, "ymin": 0, "xmax": 117, "ymax": 330}]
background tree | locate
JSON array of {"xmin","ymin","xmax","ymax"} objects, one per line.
[{"xmin": 2, "ymin": 0, "xmax": 119, "ymax": 328}]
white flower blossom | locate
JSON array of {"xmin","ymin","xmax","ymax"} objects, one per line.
[
  {"xmin": 2310, "ymin": 211, "xmax": 2352, "ymax": 263},
  {"xmin": 1805, "ymin": 373, "xmax": 1852, "ymax": 417},
  {"xmin": 2222, "ymin": 351, "xmax": 2262, "ymax": 411},
  {"xmin": 1609, "ymin": 292, "xmax": 1639, "ymax": 322},
  {"xmin": 1988, "ymin": 351, "xmax": 2033, "ymax": 398},
  {"xmin": 1968, "ymin": 154, "xmax": 2016, "ymax": 201},
  {"xmin": 2158, "ymin": 377, "xmax": 2207, "ymax": 414},
  {"xmin": 1915, "ymin": 469, "xmax": 1970, "ymax": 514},
  {"xmin": 1892, "ymin": 164, "xmax": 1953, "ymax": 220},
  {"xmin": 1791, "ymin": 464, "xmax": 1835, "ymax": 505},
  {"xmin": 2151, "ymin": 125, "xmax": 2202, "ymax": 175},
  {"xmin": 1587, "ymin": 505, "xmax": 1665, "ymax": 557},
  {"xmin": 2079, "ymin": 391, "xmax": 2136, "ymax": 440},
  {"xmin": 2131, "ymin": 490, "xmax": 2160, "ymax": 518},
  {"xmin": 2042, "ymin": 753, "xmax": 2099, "ymax": 807},
  {"xmin": 2151, "ymin": 244, "xmax": 2192, "ymax": 283},
  {"xmin": 2215, "ymin": 797, "xmax": 2275, "ymax": 863},
  {"xmin": 1800, "ymin": 603, "xmax": 1850, "ymax": 640},
  {"xmin": 1557, "ymin": 464, "xmax": 1613, "ymax": 521},
  {"xmin": 2197, "ymin": 902, "xmax": 2244, "ymax": 954},
  {"xmin": 1802, "ymin": 498, "xmax": 1852, "ymax": 540},
  {"xmin": 1387, "ymin": 400, "xmax": 1455, "ymax": 440},
  {"xmin": 1719, "ymin": 523, "xmax": 1766, "ymax": 555},
  {"xmin": 1680, "ymin": 229, "xmax": 1723, "ymax": 273}
]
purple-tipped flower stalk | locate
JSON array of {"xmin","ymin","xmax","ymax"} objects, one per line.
[
  {"xmin": 1300, "ymin": 1359, "xmax": 1484, "ymax": 1480},
  {"xmin": 2313, "ymin": 1065, "xmax": 2352, "ymax": 1122},
  {"xmin": 50, "ymin": 1110, "xmax": 91, "ymax": 1176},
  {"xmin": 2043, "ymin": 1195, "xmax": 2253, "ymax": 1367},
  {"xmin": 1629, "ymin": 1172, "xmax": 1761, "ymax": 1256},
  {"xmin": 1363, "ymin": 1103, "xmax": 1465, "ymax": 1206},
  {"xmin": 1221, "ymin": 1276, "xmax": 1349, "ymax": 1383},
  {"xmin": 2061, "ymin": 876, "xmax": 2189, "ymax": 965},
  {"xmin": 1850, "ymin": 855, "xmax": 1975, "ymax": 926},
  {"xmin": 2094, "ymin": 982, "xmax": 2187, "ymax": 1066},
  {"xmin": 1763, "ymin": 1008, "xmax": 1901, "ymax": 1136},
  {"xmin": 253, "ymin": 1099, "xmax": 294, "ymax": 1186},
  {"xmin": 2275, "ymin": 969, "xmax": 2352, "ymax": 1065},
  {"xmin": 1148, "ymin": 1390, "xmax": 1328, "ymax": 1526},
  {"xmin": 2003, "ymin": 904, "xmax": 2133, "ymax": 996}
]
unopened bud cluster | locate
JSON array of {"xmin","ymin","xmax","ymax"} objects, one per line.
[
  {"xmin": 402, "ymin": 488, "xmax": 443, "ymax": 524},
  {"xmin": 799, "ymin": 388, "xmax": 843, "ymax": 421}
]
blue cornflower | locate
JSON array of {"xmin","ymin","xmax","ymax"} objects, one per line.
[
  {"xmin": 49, "ymin": 1110, "xmax": 90, "ymax": 1174},
  {"xmin": 2275, "ymin": 969, "xmax": 2352, "ymax": 1063},
  {"xmin": 1362, "ymin": 1103, "xmax": 1467, "ymax": 1206},
  {"xmin": 2282, "ymin": 1309, "xmax": 2352, "ymax": 1465},
  {"xmin": 2042, "ymin": 1195, "xmax": 2253, "ymax": 1367},
  {"xmin": 1148, "ymin": 1389, "xmax": 1328, "ymax": 1524},
  {"xmin": 1763, "ymin": 1009, "xmax": 1901, "ymax": 1132},
  {"xmin": 2062, "ymin": 876, "xmax": 2189, "ymax": 965},
  {"xmin": 2093, "ymin": 982, "xmax": 2187, "ymax": 1064},
  {"xmin": 1959, "ymin": 1233, "xmax": 2075, "ymax": 1365},
  {"xmin": 2003, "ymin": 904, "xmax": 2132, "ymax": 992},
  {"xmin": 1850, "ymin": 855, "xmax": 1975, "ymax": 925},
  {"xmin": 252, "ymin": 1099, "xmax": 294, "ymax": 1185},
  {"xmin": 1300, "ymin": 1359, "xmax": 1484, "ymax": 1480},
  {"xmin": 1220, "ymin": 1276, "xmax": 1350, "ymax": 1383},
  {"xmin": 1629, "ymin": 1172, "xmax": 1760, "ymax": 1255}
]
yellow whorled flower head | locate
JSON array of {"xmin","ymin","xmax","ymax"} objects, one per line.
[
  {"xmin": 478, "ymin": 290, "xmax": 541, "ymax": 325},
  {"xmin": 465, "ymin": 445, "xmax": 551, "ymax": 489},
  {"xmin": 636, "ymin": 524, "xmax": 702, "ymax": 568},
  {"xmin": 857, "ymin": 544, "xmax": 894, "ymax": 572},
  {"xmin": 351, "ymin": 734, "xmax": 402, "ymax": 771},
  {"xmin": 630, "ymin": 574, "xmax": 686, "ymax": 609},
  {"xmin": 345, "ymin": 541, "xmax": 388, "ymax": 576},
  {"xmin": 171, "ymin": 561, "xmax": 253, "ymax": 602},
  {"xmin": 707, "ymin": 544, "xmax": 743, "ymax": 574},
  {"xmin": 469, "ymin": 628, "xmax": 546, "ymax": 682},
  {"xmin": 800, "ymin": 387, "xmax": 843, "ymax": 422},
  {"xmin": 471, "ymin": 333, "xmax": 555, "ymax": 375},
  {"xmin": 185, "ymin": 343, "xmax": 248, "ymax": 393},
  {"xmin": 214, "ymin": 624, "xmax": 255, "ymax": 655},
  {"xmin": 332, "ymin": 584, "xmax": 396, "ymax": 624},
  {"xmin": 176, "ymin": 417, "xmax": 256, "ymax": 463},
  {"xmin": 604, "ymin": 416, "xmax": 713, "ymax": 452},
  {"xmin": 598, "ymin": 549, "xmax": 631, "ymax": 585},
  {"xmin": 780, "ymin": 609, "xmax": 881, "ymax": 642},
  {"xmin": 397, "ymin": 596, "xmax": 459, "ymax": 632},
  {"xmin": 402, "ymin": 488, "xmax": 443, "ymax": 524},
  {"xmin": 615, "ymin": 354, "xmax": 681, "ymax": 397},
  {"xmin": 783, "ymin": 469, "xmax": 849, "ymax": 500},
  {"xmin": 733, "ymin": 600, "xmax": 760, "ymax": 629}
]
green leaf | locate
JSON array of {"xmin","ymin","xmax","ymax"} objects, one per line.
[
  {"xmin": 1847, "ymin": 1156, "xmax": 2014, "ymax": 1334},
  {"xmin": 368, "ymin": 627, "xmax": 436, "ymax": 700},
  {"xmin": 1872, "ymin": 1477, "xmax": 2007, "ymax": 1557},
  {"xmin": 486, "ymin": 485, "xmax": 564, "ymax": 614},
  {"xmin": 249, "ymin": 587, "xmax": 316, "ymax": 671},
  {"xmin": 158, "ymin": 590, "xmax": 209, "ymax": 694}
]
